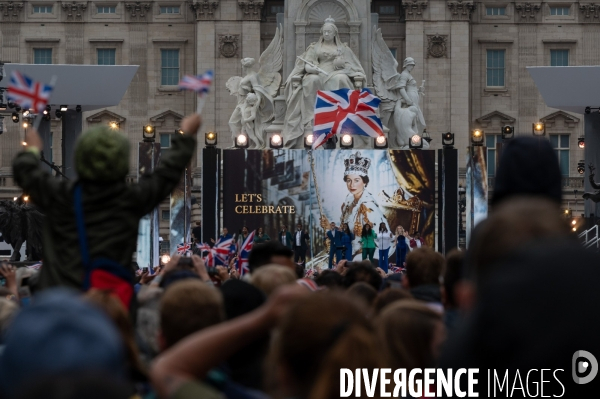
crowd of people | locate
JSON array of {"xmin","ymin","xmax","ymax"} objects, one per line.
[{"xmin": 1, "ymin": 114, "xmax": 599, "ymax": 398}]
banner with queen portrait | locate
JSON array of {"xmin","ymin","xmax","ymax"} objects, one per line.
[{"xmin": 308, "ymin": 150, "xmax": 435, "ymax": 268}]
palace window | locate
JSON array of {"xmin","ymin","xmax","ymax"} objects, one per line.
[
  {"xmin": 97, "ymin": 6, "xmax": 116, "ymax": 14},
  {"xmin": 486, "ymin": 7, "xmax": 506, "ymax": 15},
  {"xmin": 160, "ymin": 133, "xmax": 173, "ymax": 148},
  {"xmin": 161, "ymin": 210, "xmax": 170, "ymax": 220},
  {"xmin": 550, "ymin": 6, "xmax": 569, "ymax": 16},
  {"xmin": 161, "ymin": 49, "xmax": 180, "ymax": 85},
  {"xmin": 486, "ymin": 49, "xmax": 505, "ymax": 87},
  {"xmin": 97, "ymin": 49, "xmax": 116, "ymax": 65},
  {"xmin": 550, "ymin": 134, "xmax": 570, "ymax": 177},
  {"xmin": 33, "ymin": 6, "xmax": 53, "ymax": 13},
  {"xmin": 160, "ymin": 6, "xmax": 180, "ymax": 14},
  {"xmin": 486, "ymin": 135, "xmax": 502, "ymax": 177},
  {"xmin": 33, "ymin": 48, "xmax": 52, "ymax": 64},
  {"xmin": 550, "ymin": 49, "xmax": 569, "ymax": 66}
]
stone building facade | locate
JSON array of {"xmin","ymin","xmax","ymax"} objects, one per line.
[{"xmin": 0, "ymin": 0, "xmax": 593, "ymax": 237}]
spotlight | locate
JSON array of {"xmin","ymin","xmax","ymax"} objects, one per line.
[
  {"xmin": 470, "ymin": 129, "xmax": 484, "ymax": 146},
  {"xmin": 143, "ymin": 125, "xmax": 155, "ymax": 142},
  {"xmin": 374, "ymin": 135, "xmax": 388, "ymax": 149},
  {"xmin": 22, "ymin": 121, "xmax": 28, "ymax": 129},
  {"xmin": 22, "ymin": 141, "xmax": 27, "ymax": 146},
  {"xmin": 22, "ymin": 109, "xmax": 30, "ymax": 117},
  {"xmin": 571, "ymin": 219, "xmax": 577, "ymax": 226},
  {"xmin": 340, "ymin": 134, "xmax": 353, "ymax": 149},
  {"xmin": 501, "ymin": 125, "xmax": 514, "ymax": 140},
  {"xmin": 60, "ymin": 105, "xmax": 68, "ymax": 112},
  {"xmin": 572, "ymin": 227, "xmax": 577, "ymax": 232},
  {"xmin": 75, "ymin": 105, "xmax": 81, "ymax": 112},
  {"xmin": 578, "ymin": 137, "xmax": 585, "ymax": 149},
  {"xmin": 161, "ymin": 254, "xmax": 171, "ymax": 265},
  {"xmin": 23, "ymin": 195, "xmax": 29, "ymax": 202},
  {"xmin": 578, "ymin": 160, "xmax": 585, "ymax": 175},
  {"xmin": 175, "ymin": 129, "xmax": 184, "ymax": 135},
  {"xmin": 205, "ymin": 131, "xmax": 217, "ymax": 146},
  {"xmin": 12, "ymin": 112, "xmax": 19, "ymax": 123},
  {"xmin": 442, "ymin": 132, "xmax": 454, "ymax": 148},
  {"xmin": 532, "ymin": 122, "xmax": 545, "ymax": 136},
  {"xmin": 564, "ymin": 209, "xmax": 572, "ymax": 217},
  {"xmin": 585, "ymin": 107, "xmax": 591, "ymax": 114},
  {"xmin": 269, "ymin": 133, "xmax": 284, "ymax": 149},
  {"xmin": 109, "ymin": 121, "xmax": 119, "ymax": 129},
  {"xmin": 409, "ymin": 134, "xmax": 423, "ymax": 149},
  {"xmin": 304, "ymin": 134, "xmax": 314, "ymax": 149},
  {"xmin": 8, "ymin": 102, "xmax": 15, "ymax": 109},
  {"xmin": 235, "ymin": 133, "xmax": 249, "ymax": 149},
  {"xmin": 55, "ymin": 110, "xmax": 62, "ymax": 119}
]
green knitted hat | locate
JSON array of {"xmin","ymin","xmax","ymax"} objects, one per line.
[{"xmin": 75, "ymin": 126, "xmax": 130, "ymax": 181}]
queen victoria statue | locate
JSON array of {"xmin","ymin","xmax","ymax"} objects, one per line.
[{"xmin": 282, "ymin": 17, "xmax": 366, "ymax": 149}]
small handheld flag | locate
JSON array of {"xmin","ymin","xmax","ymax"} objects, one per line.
[
  {"xmin": 236, "ymin": 230, "xmax": 256, "ymax": 277},
  {"xmin": 179, "ymin": 70, "xmax": 213, "ymax": 114}
]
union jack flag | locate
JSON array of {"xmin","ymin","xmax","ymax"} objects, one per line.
[
  {"xmin": 389, "ymin": 264, "xmax": 404, "ymax": 274},
  {"xmin": 236, "ymin": 230, "xmax": 255, "ymax": 276},
  {"xmin": 198, "ymin": 237, "xmax": 234, "ymax": 267},
  {"xmin": 177, "ymin": 242, "xmax": 193, "ymax": 256},
  {"xmin": 179, "ymin": 70, "xmax": 213, "ymax": 94},
  {"xmin": 7, "ymin": 71, "xmax": 54, "ymax": 113},
  {"xmin": 312, "ymin": 88, "xmax": 383, "ymax": 149}
]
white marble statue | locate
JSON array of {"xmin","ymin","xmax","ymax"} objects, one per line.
[
  {"xmin": 226, "ymin": 26, "xmax": 283, "ymax": 148},
  {"xmin": 282, "ymin": 16, "xmax": 366, "ymax": 149},
  {"xmin": 372, "ymin": 27, "xmax": 427, "ymax": 149}
]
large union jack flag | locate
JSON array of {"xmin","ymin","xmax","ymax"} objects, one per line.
[
  {"xmin": 7, "ymin": 71, "xmax": 53, "ymax": 113},
  {"xmin": 179, "ymin": 70, "xmax": 213, "ymax": 94},
  {"xmin": 236, "ymin": 230, "xmax": 255, "ymax": 276},
  {"xmin": 312, "ymin": 88, "xmax": 383, "ymax": 149}
]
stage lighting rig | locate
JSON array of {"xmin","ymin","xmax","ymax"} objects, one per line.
[
  {"xmin": 340, "ymin": 134, "xmax": 353, "ymax": 149},
  {"xmin": 55, "ymin": 110, "xmax": 62, "ymax": 119},
  {"xmin": 422, "ymin": 130, "xmax": 432, "ymax": 145},
  {"xmin": 578, "ymin": 160, "xmax": 585, "ymax": 175},
  {"xmin": 409, "ymin": 134, "xmax": 423, "ymax": 149},
  {"xmin": 75, "ymin": 105, "xmax": 82, "ymax": 112},
  {"xmin": 374, "ymin": 135, "xmax": 388, "ymax": 149},
  {"xmin": 143, "ymin": 125, "xmax": 155, "ymax": 142},
  {"xmin": 269, "ymin": 133, "xmax": 284, "ymax": 149},
  {"xmin": 442, "ymin": 132, "xmax": 454, "ymax": 148},
  {"xmin": 532, "ymin": 122, "xmax": 545, "ymax": 136},
  {"xmin": 470, "ymin": 129, "xmax": 484, "ymax": 146},
  {"xmin": 109, "ymin": 121, "xmax": 119, "ymax": 129},
  {"xmin": 578, "ymin": 136, "xmax": 585, "ymax": 149},
  {"xmin": 584, "ymin": 107, "xmax": 600, "ymax": 114},
  {"xmin": 235, "ymin": 134, "xmax": 249, "ymax": 149},
  {"xmin": 22, "ymin": 109, "xmax": 30, "ymax": 117},
  {"xmin": 501, "ymin": 125, "xmax": 514, "ymax": 140},
  {"xmin": 304, "ymin": 134, "xmax": 314, "ymax": 149},
  {"xmin": 60, "ymin": 105, "xmax": 68, "ymax": 112},
  {"xmin": 11, "ymin": 112, "xmax": 19, "ymax": 123},
  {"xmin": 205, "ymin": 131, "xmax": 217, "ymax": 146}
]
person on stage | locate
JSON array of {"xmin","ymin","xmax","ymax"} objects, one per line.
[
  {"xmin": 293, "ymin": 223, "xmax": 309, "ymax": 266},
  {"xmin": 360, "ymin": 223, "xmax": 377, "ymax": 262},
  {"xmin": 278, "ymin": 224, "xmax": 293, "ymax": 250},
  {"xmin": 394, "ymin": 225, "xmax": 410, "ymax": 267},
  {"xmin": 410, "ymin": 231, "xmax": 425, "ymax": 249},
  {"xmin": 341, "ymin": 223, "xmax": 354, "ymax": 260},
  {"xmin": 253, "ymin": 227, "xmax": 270, "ymax": 244},
  {"xmin": 326, "ymin": 222, "xmax": 343, "ymax": 269},
  {"xmin": 236, "ymin": 226, "xmax": 250, "ymax": 252},
  {"xmin": 377, "ymin": 222, "xmax": 394, "ymax": 273}
]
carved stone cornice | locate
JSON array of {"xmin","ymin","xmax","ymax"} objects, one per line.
[
  {"xmin": 514, "ymin": 2, "xmax": 541, "ymax": 20},
  {"xmin": 402, "ymin": 0, "xmax": 428, "ymax": 21},
  {"xmin": 0, "ymin": 2, "xmax": 24, "ymax": 22},
  {"xmin": 447, "ymin": 0, "xmax": 475, "ymax": 21},
  {"xmin": 580, "ymin": 3, "xmax": 600, "ymax": 22},
  {"xmin": 61, "ymin": 2, "xmax": 87, "ymax": 21},
  {"xmin": 125, "ymin": 2, "xmax": 151, "ymax": 21},
  {"xmin": 238, "ymin": 0, "xmax": 263, "ymax": 20},
  {"xmin": 189, "ymin": 1, "xmax": 220, "ymax": 20}
]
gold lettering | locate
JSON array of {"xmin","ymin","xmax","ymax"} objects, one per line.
[
  {"xmin": 262, "ymin": 206, "xmax": 267, "ymax": 213},
  {"xmin": 268, "ymin": 206, "xmax": 275, "ymax": 213},
  {"xmin": 275, "ymin": 206, "xmax": 282, "ymax": 213},
  {"xmin": 235, "ymin": 205, "xmax": 242, "ymax": 213},
  {"xmin": 290, "ymin": 206, "xmax": 296, "ymax": 214},
  {"xmin": 235, "ymin": 194, "xmax": 241, "ymax": 202},
  {"xmin": 257, "ymin": 194, "xmax": 262, "ymax": 202}
]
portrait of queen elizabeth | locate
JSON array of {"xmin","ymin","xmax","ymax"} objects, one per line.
[{"xmin": 321, "ymin": 152, "xmax": 391, "ymax": 260}]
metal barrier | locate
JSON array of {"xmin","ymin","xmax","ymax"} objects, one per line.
[{"xmin": 578, "ymin": 225, "xmax": 599, "ymax": 249}]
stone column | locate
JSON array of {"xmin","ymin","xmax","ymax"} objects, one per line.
[
  {"xmin": 62, "ymin": 2, "xmax": 86, "ymax": 64},
  {"xmin": 403, "ymin": 1, "xmax": 428, "ymax": 86}
]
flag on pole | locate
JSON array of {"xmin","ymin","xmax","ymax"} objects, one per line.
[
  {"xmin": 7, "ymin": 71, "xmax": 54, "ymax": 113},
  {"xmin": 236, "ymin": 230, "xmax": 256, "ymax": 276},
  {"xmin": 312, "ymin": 88, "xmax": 384, "ymax": 149},
  {"xmin": 179, "ymin": 70, "xmax": 213, "ymax": 114}
]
